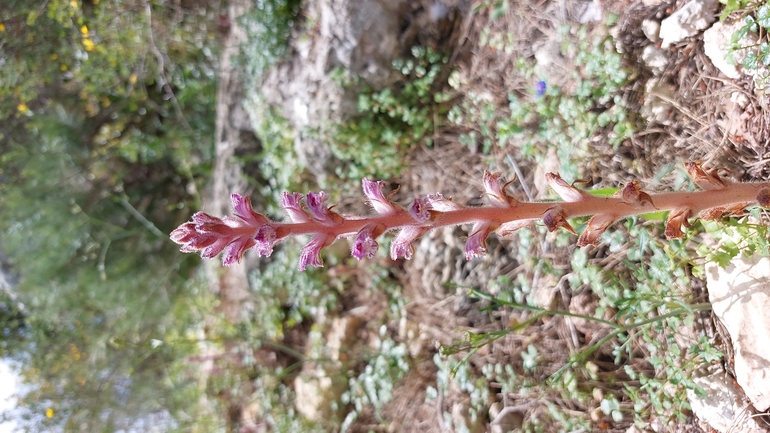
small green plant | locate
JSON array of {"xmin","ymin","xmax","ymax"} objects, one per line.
[
  {"xmin": 451, "ymin": 23, "xmax": 635, "ymax": 179},
  {"xmin": 329, "ymin": 46, "xmax": 452, "ymax": 181},
  {"xmin": 724, "ymin": 1, "xmax": 770, "ymax": 89},
  {"xmin": 340, "ymin": 325, "xmax": 410, "ymax": 431},
  {"xmin": 720, "ymin": 0, "xmax": 761, "ymax": 20}
]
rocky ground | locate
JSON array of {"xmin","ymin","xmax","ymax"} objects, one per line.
[{"xmin": 207, "ymin": 0, "xmax": 770, "ymax": 431}]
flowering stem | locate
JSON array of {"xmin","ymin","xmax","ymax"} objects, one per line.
[
  {"xmin": 170, "ymin": 162, "xmax": 770, "ymax": 270},
  {"xmin": 276, "ymin": 182, "xmax": 769, "ymax": 236}
]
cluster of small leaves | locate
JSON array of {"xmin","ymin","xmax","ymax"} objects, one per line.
[
  {"xmin": 450, "ymin": 22, "xmax": 635, "ymax": 180},
  {"xmin": 433, "ymin": 353, "xmax": 490, "ymax": 432},
  {"xmin": 728, "ymin": 2, "xmax": 770, "ymax": 70},
  {"xmin": 721, "ymin": 0, "xmax": 765, "ymax": 20},
  {"xmin": 330, "ymin": 46, "xmax": 452, "ymax": 181},
  {"xmin": 436, "ymin": 214, "xmax": 722, "ymax": 430},
  {"xmin": 695, "ymin": 212, "xmax": 770, "ymax": 268},
  {"xmin": 340, "ymin": 325, "xmax": 410, "ymax": 431}
]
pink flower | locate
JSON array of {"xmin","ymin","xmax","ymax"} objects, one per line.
[
  {"xmin": 496, "ymin": 220, "xmax": 531, "ymax": 237},
  {"xmin": 352, "ymin": 223, "xmax": 383, "ymax": 260},
  {"xmin": 170, "ymin": 212, "xmax": 234, "ymax": 259},
  {"xmin": 299, "ymin": 234, "xmax": 334, "ymax": 271},
  {"xmin": 483, "ymin": 170, "xmax": 517, "ymax": 208},
  {"xmin": 465, "ymin": 221, "xmax": 496, "ymax": 260},
  {"xmin": 362, "ymin": 178, "xmax": 399, "ymax": 215},
  {"xmin": 222, "ymin": 235, "xmax": 256, "ymax": 266},
  {"xmin": 280, "ymin": 192, "xmax": 309, "ymax": 223},
  {"xmin": 408, "ymin": 197, "xmax": 431, "ymax": 222},
  {"xmin": 254, "ymin": 225, "xmax": 278, "ymax": 257},
  {"xmin": 390, "ymin": 226, "xmax": 425, "ymax": 260},
  {"xmin": 231, "ymin": 194, "xmax": 269, "ymax": 227},
  {"xmin": 306, "ymin": 191, "xmax": 333, "ymax": 223}
]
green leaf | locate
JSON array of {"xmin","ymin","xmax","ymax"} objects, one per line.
[
  {"xmin": 744, "ymin": 51, "xmax": 759, "ymax": 70},
  {"xmin": 731, "ymin": 21, "xmax": 752, "ymax": 44},
  {"xmin": 760, "ymin": 42, "xmax": 770, "ymax": 65},
  {"xmin": 759, "ymin": 4, "xmax": 770, "ymax": 28}
]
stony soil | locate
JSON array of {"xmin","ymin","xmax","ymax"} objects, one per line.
[{"xmin": 208, "ymin": 0, "xmax": 770, "ymax": 432}]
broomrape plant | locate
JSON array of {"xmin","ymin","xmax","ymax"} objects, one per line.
[{"xmin": 170, "ymin": 162, "xmax": 770, "ymax": 269}]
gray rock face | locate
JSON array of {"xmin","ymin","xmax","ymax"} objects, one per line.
[
  {"xmin": 257, "ymin": 0, "xmax": 408, "ymax": 180},
  {"xmin": 256, "ymin": 0, "xmax": 463, "ymax": 182}
]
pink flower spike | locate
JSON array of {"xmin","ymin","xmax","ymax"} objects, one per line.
[
  {"xmin": 390, "ymin": 226, "xmax": 425, "ymax": 260},
  {"xmin": 280, "ymin": 192, "xmax": 309, "ymax": 223},
  {"xmin": 231, "ymin": 194, "xmax": 268, "ymax": 227},
  {"xmin": 426, "ymin": 193, "xmax": 464, "ymax": 212},
  {"xmin": 352, "ymin": 224, "xmax": 383, "ymax": 260},
  {"xmin": 546, "ymin": 173, "xmax": 587, "ymax": 203},
  {"xmin": 465, "ymin": 221, "xmax": 497, "ymax": 260},
  {"xmin": 409, "ymin": 197, "xmax": 431, "ymax": 222},
  {"xmin": 299, "ymin": 234, "xmax": 334, "ymax": 271},
  {"xmin": 483, "ymin": 170, "xmax": 517, "ymax": 208},
  {"xmin": 254, "ymin": 225, "xmax": 278, "ymax": 257},
  {"xmin": 362, "ymin": 178, "xmax": 399, "ymax": 215}
]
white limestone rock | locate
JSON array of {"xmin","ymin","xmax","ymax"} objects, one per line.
[
  {"xmin": 641, "ymin": 78, "xmax": 674, "ymax": 124},
  {"xmin": 642, "ymin": 45, "xmax": 669, "ymax": 75},
  {"xmin": 642, "ymin": 19, "xmax": 661, "ymax": 42},
  {"xmin": 706, "ymin": 253, "xmax": 770, "ymax": 411},
  {"xmin": 703, "ymin": 21, "xmax": 757, "ymax": 79},
  {"xmin": 687, "ymin": 371, "xmax": 766, "ymax": 432},
  {"xmin": 659, "ymin": 0, "xmax": 718, "ymax": 49}
]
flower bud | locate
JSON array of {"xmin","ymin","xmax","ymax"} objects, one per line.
[{"xmin": 546, "ymin": 173, "xmax": 587, "ymax": 203}]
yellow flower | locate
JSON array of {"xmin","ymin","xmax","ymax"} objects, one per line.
[
  {"xmin": 70, "ymin": 0, "xmax": 78, "ymax": 8},
  {"xmin": 17, "ymin": 102, "xmax": 28, "ymax": 113},
  {"xmin": 50, "ymin": 53, "xmax": 58, "ymax": 60},
  {"xmin": 129, "ymin": 73, "xmax": 138, "ymax": 84},
  {"xmin": 82, "ymin": 38, "xmax": 95, "ymax": 51},
  {"xmin": 80, "ymin": 25, "xmax": 89, "ymax": 37},
  {"xmin": 0, "ymin": 23, "xmax": 6, "ymax": 32},
  {"xmin": 46, "ymin": 408, "xmax": 54, "ymax": 419},
  {"xmin": 60, "ymin": 64, "xmax": 68, "ymax": 71}
]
